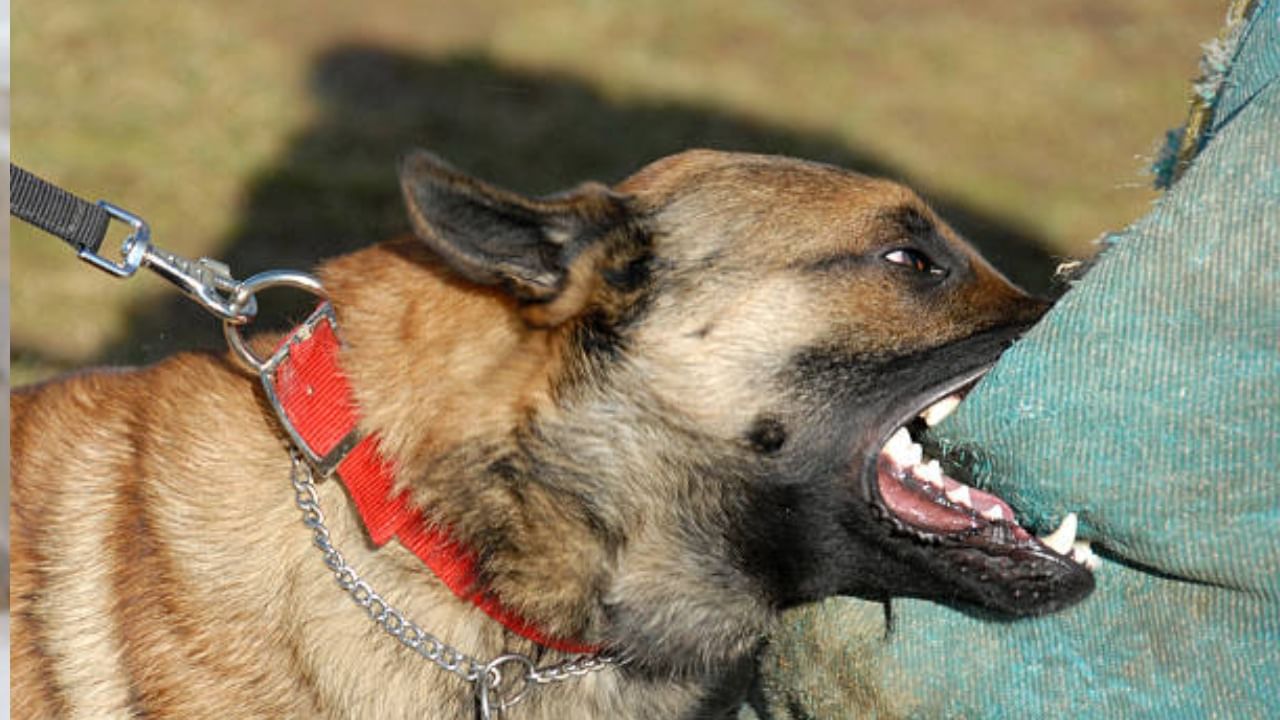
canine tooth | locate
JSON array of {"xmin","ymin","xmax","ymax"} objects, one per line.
[
  {"xmin": 981, "ymin": 505, "xmax": 1004, "ymax": 521},
  {"xmin": 945, "ymin": 486, "xmax": 972, "ymax": 507},
  {"xmin": 917, "ymin": 460, "xmax": 944, "ymax": 487},
  {"xmin": 884, "ymin": 427, "xmax": 913, "ymax": 461},
  {"xmin": 1039, "ymin": 513, "xmax": 1078, "ymax": 556},
  {"xmin": 922, "ymin": 395, "xmax": 962, "ymax": 427}
]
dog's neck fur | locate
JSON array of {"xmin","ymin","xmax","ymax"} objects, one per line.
[{"xmin": 317, "ymin": 237, "xmax": 615, "ymax": 648}]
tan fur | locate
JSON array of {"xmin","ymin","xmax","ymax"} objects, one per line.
[{"xmin": 10, "ymin": 150, "xmax": 1047, "ymax": 719}]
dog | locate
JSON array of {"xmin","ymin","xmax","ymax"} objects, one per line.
[{"xmin": 10, "ymin": 149, "xmax": 1094, "ymax": 719}]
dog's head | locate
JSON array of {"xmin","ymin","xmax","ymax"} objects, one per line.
[{"xmin": 375, "ymin": 149, "xmax": 1092, "ymax": 672}]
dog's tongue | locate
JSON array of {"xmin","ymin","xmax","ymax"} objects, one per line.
[{"xmin": 875, "ymin": 428, "xmax": 1026, "ymax": 538}]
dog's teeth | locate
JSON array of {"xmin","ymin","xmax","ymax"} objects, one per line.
[
  {"xmin": 981, "ymin": 505, "xmax": 1004, "ymax": 521},
  {"xmin": 945, "ymin": 486, "xmax": 972, "ymax": 508},
  {"xmin": 916, "ymin": 460, "xmax": 944, "ymax": 487},
  {"xmin": 1071, "ymin": 540, "xmax": 1101, "ymax": 571},
  {"xmin": 904, "ymin": 443, "xmax": 923, "ymax": 467},
  {"xmin": 1039, "ymin": 513, "xmax": 1078, "ymax": 556},
  {"xmin": 922, "ymin": 395, "xmax": 962, "ymax": 427},
  {"xmin": 884, "ymin": 427, "xmax": 913, "ymax": 462}
]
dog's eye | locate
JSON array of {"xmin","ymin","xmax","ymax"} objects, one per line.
[{"xmin": 883, "ymin": 248, "xmax": 945, "ymax": 276}]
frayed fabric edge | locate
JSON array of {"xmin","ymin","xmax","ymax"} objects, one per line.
[{"xmin": 1153, "ymin": 0, "xmax": 1262, "ymax": 189}]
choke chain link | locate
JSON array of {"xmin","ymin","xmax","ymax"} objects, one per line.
[{"xmin": 288, "ymin": 454, "xmax": 619, "ymax": 718}]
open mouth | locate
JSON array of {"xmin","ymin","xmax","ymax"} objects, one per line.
[{"xmin": 873, "ymin": 381, "xmax": 1099, "ymax": 573}]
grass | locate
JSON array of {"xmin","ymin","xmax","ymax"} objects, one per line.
[{"xmin": 10, "ymin": 0, "xmax": 1225, "ymax": 385}]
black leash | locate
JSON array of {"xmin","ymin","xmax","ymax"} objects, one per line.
[
  {"xmin": 9, "ymin": 164, "xmax": 256, "ymax": 322},
  {"xmin": 10, "ymin": 165, "xmax": 113, "ymax": 256}
]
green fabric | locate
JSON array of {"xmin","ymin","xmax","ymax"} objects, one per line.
[{"xmin": 755, "ymin": 3, "xmax": 1280, "ymax": 717}]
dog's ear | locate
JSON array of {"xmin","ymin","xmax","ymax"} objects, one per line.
[{"xmin": 399, "ymin": 149, "xmax": 629, "ymax": 305}]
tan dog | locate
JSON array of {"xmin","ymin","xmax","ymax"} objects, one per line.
[{"xmin": 10, "ymin": 150, "xmax": 1093, "ymax": 719}]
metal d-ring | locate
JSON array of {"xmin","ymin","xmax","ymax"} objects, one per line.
[
  {"xmin": 222, "ymin": 269, "xmax": 328, "ymax": 372},
  {"xmin": 476, "ymin": 654, "xmax": 537, "ymax": 719}
]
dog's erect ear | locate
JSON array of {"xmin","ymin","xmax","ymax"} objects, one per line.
[{"xmin": 399, "ymin": 149, "xmax": 629, "ymax": 302}]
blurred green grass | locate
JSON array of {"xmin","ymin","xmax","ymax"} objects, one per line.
[{"xmin": 10, "ymin": 0, "xmax": 1224, "ymax": 385}]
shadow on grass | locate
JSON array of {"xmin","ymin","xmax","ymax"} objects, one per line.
[{"xmin": 98, "ymin": 45, "xmax": 1060, "ymax": 365}]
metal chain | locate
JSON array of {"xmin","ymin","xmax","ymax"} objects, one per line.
[{"xmin": 288, "ymin": 454, "xmax": 619, "ymax": 717}]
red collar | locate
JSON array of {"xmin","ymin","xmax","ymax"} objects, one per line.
[{"xmin": 260, "ymin": 303, "xmax": 598, "ymax": 655}]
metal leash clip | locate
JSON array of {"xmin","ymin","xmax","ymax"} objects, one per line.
[{"xmin": 83, "ymin": 201, "xmax": 258, "ymax": 325}]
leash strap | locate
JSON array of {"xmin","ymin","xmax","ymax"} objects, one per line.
[{"xmin": 10, "ymin": 164, "xmax": 110, "ymax": 254}]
